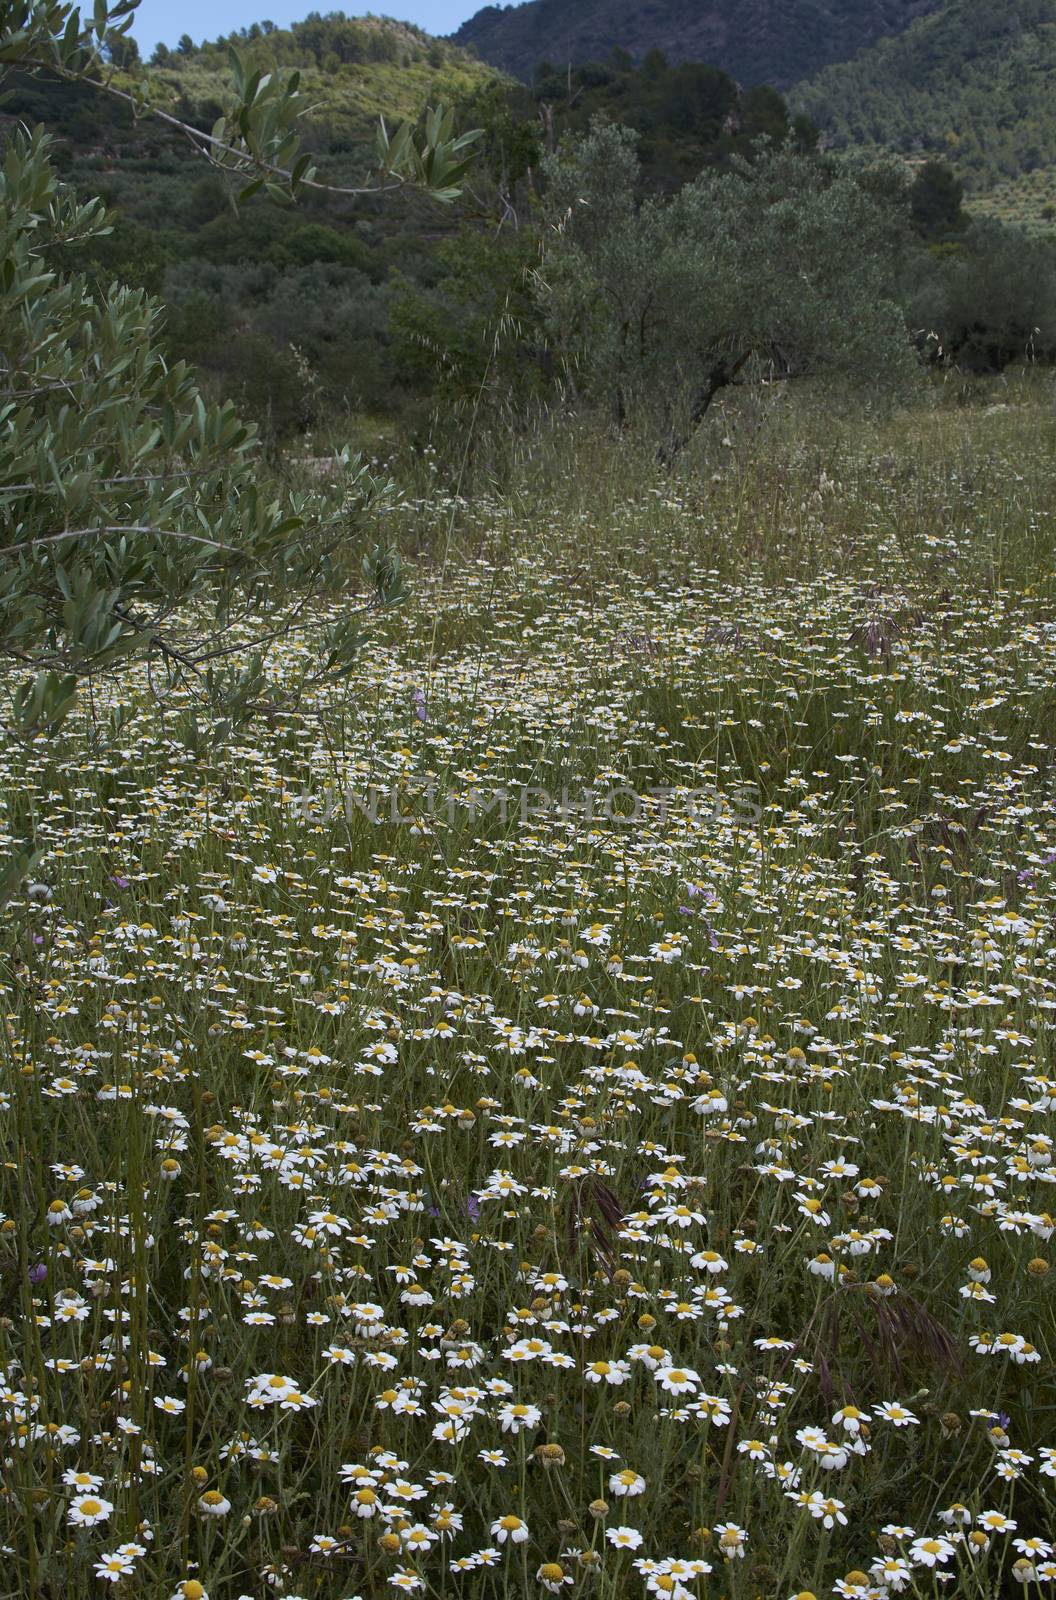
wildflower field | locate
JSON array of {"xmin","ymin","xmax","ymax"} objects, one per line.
[{"xmin": 4, "ymin": 398, "xmax": 1056, "ymax": 1600}]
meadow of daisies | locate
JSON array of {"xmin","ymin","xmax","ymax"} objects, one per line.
[{"xmin": 4, "ymin": 395, "xmax": 1056, "ymax": 1600}]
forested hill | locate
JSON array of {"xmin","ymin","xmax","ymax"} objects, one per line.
[
  {"xmin": 795, "ymin": 0, "xmax": 1056, "ymax": 191},
  {"xmin": 451, "ymin": 0, "xmax": 944, "ymax": 89},
  {"xmin": 0, "ymin": 17, "xmax": 501, "ymax": 431},
  {"xmin": 145, "ymin": 13, "xmax": 498, "ymax": 134},
  {"xmin": 2, "ymin": 22, "xmax": 816, "ymax": 439}
]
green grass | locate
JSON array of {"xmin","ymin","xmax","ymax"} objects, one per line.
[{"xmin": 3, "ymin": 385, "xmax": 1056, "ymax": 1599}]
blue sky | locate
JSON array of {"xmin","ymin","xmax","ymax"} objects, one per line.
[{"xmin": 130, "ymin": 0, "xmax": 482, "ymax": 55}]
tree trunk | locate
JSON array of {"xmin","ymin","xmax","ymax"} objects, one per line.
[{"xmin": 658, "ymin": 349, "xmax": 751, "ymax": 464}]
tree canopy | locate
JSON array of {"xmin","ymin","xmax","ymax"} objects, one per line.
[{"xmin": 538, "ymin": 124, "xmax": 915, "ymax": 450}]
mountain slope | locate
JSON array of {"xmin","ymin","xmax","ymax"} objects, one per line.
[
  {"xmin": 1, "ymin": 16, "xmax": 500, "ymax": 203},
  {"xmin": 795, "ymin": 0, "xmax": 1056, "ymax": 190},
  {"xmin": 150, "ymin": 15, "xmax": 500, "ymax": 139},
  {"xmin": 0, "ymin": 18, "xmax": 504, "ymax": 429},
  {"xmin": 452, "ymin": 0, "xmax": 944, "ymax": 89}
]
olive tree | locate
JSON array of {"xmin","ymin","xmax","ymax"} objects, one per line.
[
  {"xmin": 0, "ymin": 0, "xmax": 478, "ymax": 730},
  {"xmin": 0, "ymin": 0, "xmax": 478, "ymax": 901},
  {"xmin": 539, "ymin": 123, "xmax": 915, "ymax": 452},
  {"xmin": 538, "ymin": 123, "xmax": 665, "ymax": 427}
]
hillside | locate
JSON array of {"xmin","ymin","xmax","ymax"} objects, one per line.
[
  {"xmin": 452, "ymin": 0, "xmax": 944, "ymax": 89},
  {"xmin": 2, "ymin": 19, "xmax": 826, "ymax": 440},
  {"xmin": 2, "ymin": 16, "xmax": 499, "ymax": 233},
  {"xmin": 0, "ymin": 17, "xmax": 502, "ymax": 430},
  {"xmin": 795, "ymin": 0, "xmax": 1056, "ymax": 192},
  {"xmin": 146, "ymin": 14, "xmax": 498, "ymax": 131}
]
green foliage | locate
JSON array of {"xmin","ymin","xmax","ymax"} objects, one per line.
[
  {"xmin": 0, "ymin": 0, "xmax": 483, "ymax": 817},
  {"xmin": 105, "ymin": 30, "xmax": 136, "ymax": 67},
  {"xmin": 386, "ymin": 61, "xmax": 823, "ymax": 455},
  {"xmin": 909, "ymin": 158, "xmax": 966, "ymax": 240},
  {"xmin": 454, "ymin": 0, "xmax": 945, "ymax": 90},
  {"xmin": 146, "ymin": 13, "xmax": 499, "ymax": 133},
  {"xmin": 457, "ymin": 76, "xmax": 541, "ymax": 203},
  {"xmin": 528, "ymin": 53, "xmax": 817, "ymax": 191},
  {"xmin": 3, "ymin": 0, "xmax": 317, "ymax": 202},
  {"xmin": 538, "ymin": 124, "xmax": 916, "ymax": 445},
  {"xmin": 0, "ymin": 34, "xmax": 817, "ymax": 442},
  {"xmin": 389, "ymin": 224, "xmax": 548, "ymax": 428},
  {"xmin": 1, "ymin": 1, "xmax": 483, "ymax": 222},
  {"xmin": 904, "ymin": 218, "xmax": 1056, "ymax": 371},
  {"xmin": 0, "ymin": 127, "xmax": 395, "ymax": 717},
  {"xmin": 972, "ymin": 169, "xmax": 1056, "ymax": 239},
  {"xmin": 796, "ymin": 0, "xmax": 1056, "ymax": 193},
  {"xmin": 1, "ymin": 14, "xmax": 494, "ymax": 433}
]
